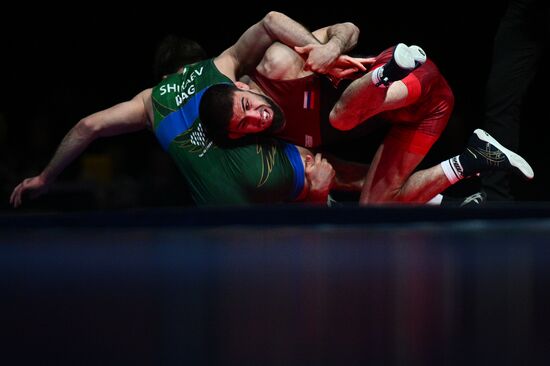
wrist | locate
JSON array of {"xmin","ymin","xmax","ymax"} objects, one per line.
[
  {"xmin": 307, "ymin": 184, "xmax": 330, "ymax": 203},
  {"xmin": 327, "ymin": 37, "xmax": 344, "ymax": 54},
  {"xmin": 39, "ymin": 172, "xmax": 54, "ymax": 185}
]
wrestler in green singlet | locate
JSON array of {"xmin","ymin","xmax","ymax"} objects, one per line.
[{"xmin": 151, "ymin": 59, "xmax": 304, "ymax": 206}]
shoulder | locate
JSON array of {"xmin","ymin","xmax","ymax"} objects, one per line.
[
  {"xmin": 213, "ymin": 50, "xmax": 238, "ymax": 81},
  {"xmin": 135, "ymin": 88, "xmax": 154, "ymax": 130}
]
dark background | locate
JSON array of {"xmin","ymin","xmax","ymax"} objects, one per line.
[
  {"xmin": 2, "ymin": 5, "xmax": 550, "ymax": 365},
  {"xmin": 1, "ymin": 2, "xmax": 548, "ymax": 210},
  {"xmin": 3, "ymin": 210, "xmax": 550, "ymax": 365}
]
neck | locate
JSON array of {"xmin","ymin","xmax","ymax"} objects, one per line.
[{"xmin": 240, "ymin": 75, "xmax": 266, "ymax": 96}]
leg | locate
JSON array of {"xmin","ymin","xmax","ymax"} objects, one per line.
[
  {"xmin": 359, "ymin": 129, "xmax": 449, "ymax": 204},
  {"xmin": 329, "ymin": 44, "xmax": 426, "ymax": 131},
  {"xmin": 441, "ymin": 129, "xmax": 534, "ymax": 182},
  {"xmin": 330, "ymin": 78, "xmax": 410, "ymax": 131},
  {"xmin": 480, "ymin": 0, "xmax": 545, "ymax": 200},
  {"xmin": 359, "ymin": 73, "xmax": 454, "ymax": 203}
]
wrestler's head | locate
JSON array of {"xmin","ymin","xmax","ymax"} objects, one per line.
[
  {"xmin": 153, "ymin": 35, "xmax": 207, "ymax": 80},
  {"xmin": 199, "ymin": 82, "xmax": 285, "ymax": 142}
]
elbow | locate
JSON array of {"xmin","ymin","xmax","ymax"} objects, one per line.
[
  {"xmin": 348, "ymin": 22, "xmax": 360, "ymax": 35},
  {"xmin": 264, "ymin": 11, "xmax": 283, "ymax": 23},
  {"xmin": 77, "ymin": 117, "xmax": 102, "ymax": 140},
  {"xmin": 345, "ymin": 22, "xmax": 360, "ymax": 43},
  {"xmin": 329, "ymin": 108, "xmax": 354, "ymax": 131},
  {"xmin": 262, "ymin": 11, "xmax": 283, "ymax": 33}
]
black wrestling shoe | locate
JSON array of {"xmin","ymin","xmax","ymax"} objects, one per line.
[
  {"xmin": 327, "ymin": 194, "xmax": 344, "ymax": 207},
  {"xmin": 374, "ymin": 43, "xmax": 426, "ymax": 87},
  {"xmin": 441, "ymin": 191, "xmax": 486, "ymax": 207},
  {"xmin": 459, "ymin": 191, "xmax": 487, "ymax": 207},
  {"xmin": 459, "ymin": 129, "xmax": 534, "ymax": 179}
]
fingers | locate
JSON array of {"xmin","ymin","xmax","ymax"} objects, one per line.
[
  {"xmin": 305, "ymin": 154, "xmax": 326, "ymax": 171},
  {"xmin": 10, "ymin": 183, "xmax": 23, "ymax": 208},
  {"xmin": 315, "ymin": 154, "xmax": 334, "ymax": 173},
  {"xmin": 10, "ymin": 178, "xmax": 36, "ymax": 208},
  {"xmin": 306, "ymin": 153, "xmax": 331, "ymax": 168},
  {"xmin": 9, "ymin": 186, "xmax": 17, "ymax": 207},
  {"xmin": 345, "ymin": 57, "xmax": 367, "ymax": 71},
  {"xmin": 335, "ymin": 55, "xmax": 366, "ymax": 70},
  {"xmin": 315, "ymin": 153, "xmax": 322, "ymax": 164},
  {"xmin": 334, "ymin": 68, "xmax": 359, "ymax": 78},
  {"xmin": 294, "ymin": 44, "xmax": 313, "ymax": 54},
  {"xmin": 357, "ymin": 57, "xmax": 377, "ymax": 65}
]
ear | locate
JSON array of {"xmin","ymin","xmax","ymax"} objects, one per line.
[
  {"xmin": 234, "ymin": 81, "xmax": 250, "ymax": 90},
  {"xmin": 305, "ymin": 154, "xmax": 314, "ymax": 167}
]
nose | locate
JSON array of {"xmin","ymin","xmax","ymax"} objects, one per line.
[{"xmin": 245, "ymin": 109, "xmax": 262, "ymax": 124}]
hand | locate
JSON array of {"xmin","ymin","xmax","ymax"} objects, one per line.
[
  {"xmin": 326, "ymin": 55, "xmax": 376, "ymax": 80},
  {"xmin": 294, "ymin": 43, "xmax": 342, "ymax": 74},
  {"xmin": 305, "ymin": 153, "xmax": 335, "ymax": 202},
  {"xmin": 10, "ymin": 175, "xmax": 50, "ymax": 208}
]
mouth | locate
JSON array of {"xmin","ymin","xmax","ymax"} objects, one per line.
[{"xmin": 260, "ymin": 107, "xmax": 271, "ymax": 126}]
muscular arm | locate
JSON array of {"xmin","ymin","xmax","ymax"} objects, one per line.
[
  {"xmin": 215, "ymin": 11, "xmax": 320, "ymax": 80},
  {"xmin": 10, "ymin": 89, "xmax": 152, "ymax": 208},
  {"xmin": 295, "ymin": 22, "xmax": 361, "ymax": 74},
  {"xmin": 314, "ymin": 22, "xmax": 360, "ymax": 55},
  {"xmin": 256, "ymin": 21, "xmax": 362, "ymax": 79}
]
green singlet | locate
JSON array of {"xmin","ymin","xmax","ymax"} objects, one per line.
[{"xmin": 151, "ymin": 59, "xmax": 304, "ymax": 206}]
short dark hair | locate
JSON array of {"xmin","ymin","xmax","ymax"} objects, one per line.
[
  {"xmin": 199, "ymin": 83, "xmax": 237, "ymax": 143},
  {"xmin": 153, "ymin": 35, "xmax": 207, "ymax": 80}
]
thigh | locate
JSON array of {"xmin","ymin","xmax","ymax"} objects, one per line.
[{"xmin": 360, "ymin": 126, "xmax": 438, "ymax": 203}]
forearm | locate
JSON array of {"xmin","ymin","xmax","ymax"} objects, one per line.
[
  {"xmin": 325, "ymin": 22, "xmax": 360, "ymax": 53},
  {"xmin": 40, "ymin": 120, "xmax": 96, "ymax": 183},
  {"xmin": 262, "ymin": 11, "xmax": 320, "ymax": 49}
]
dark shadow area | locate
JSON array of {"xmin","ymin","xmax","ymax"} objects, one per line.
[{"xmin": 2, "ymin": 206, "xmax": 550, "ymax": 365}]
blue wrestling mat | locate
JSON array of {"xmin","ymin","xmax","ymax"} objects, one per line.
[{"xmin": 2, "ymin": 205, "xmax": 550, "ymax": 365}]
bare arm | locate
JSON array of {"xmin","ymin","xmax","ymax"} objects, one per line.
[
  {"xmin": 294, "ymin": 22, "xmax": 362, "ymax": 74},
  {"xmin": 214, "ymin": 11, "xmax": 320, "ymax": 80},
  {"xmin": 314, "ymin": 22, "xmax": 360, "ymax": 55},
  {"xmin": 10, "ymin": 89, "xmax": 152, "ymax": 208},
  {"xmin": 256, "ymin": 21, "xmax": 364, "ymax": 80}
]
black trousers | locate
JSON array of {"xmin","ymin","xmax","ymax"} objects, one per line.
[{"xmin": 481, "ymin": 0, "xmax": 549, "ymax": 200}]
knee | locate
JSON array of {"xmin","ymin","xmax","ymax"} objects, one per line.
[{"xmin": 329, "ymin": 105, "xmax": 354, "ymax": 131}]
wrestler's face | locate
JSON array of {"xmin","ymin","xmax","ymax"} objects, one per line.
[{"xmin": 227, "ymin": 89, "xmax": 285, "ymax": 139}]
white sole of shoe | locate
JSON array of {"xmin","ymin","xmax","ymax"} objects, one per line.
[
  {"xmin": 409, "ymin": 45, "xmax": 427, "ymax": 65},
  {"xmin": 474, "ymin": 129, "xmax": 534, "ymax": 179},
  {"xmin": 393, "ymin": 43, "xmax": 416, "ymax": 70}
]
